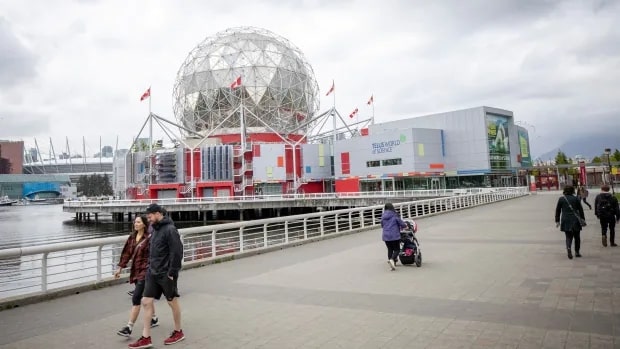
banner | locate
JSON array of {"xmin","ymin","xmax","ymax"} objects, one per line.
[
  {"xmin": 579, "ymin": 161, "xmax": 586, "ymax": 185},
  {"xmin": 517, "ymin": 129, "xmax": 532, "ymax": 167},
  {"xmin": 486, "ymin": 114, "xmax": 511, "ymax": 170}
]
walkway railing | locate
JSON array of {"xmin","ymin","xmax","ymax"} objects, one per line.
[
  {"xmin": 63, "ymin": 188, "xmax": 499, "ymax": 208},
  {"xmin": 0, "ymin": 187, "xmax": 528, "ymax": 301}
]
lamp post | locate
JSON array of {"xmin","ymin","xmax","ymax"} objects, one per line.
[{"xmin": 605, "ymin": 148, "xmax": 615, "ymax": 194}]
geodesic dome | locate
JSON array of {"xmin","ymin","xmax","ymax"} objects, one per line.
[{"xmin": 172, "ymin": 27, "xmax": 320, "ymax": 136}]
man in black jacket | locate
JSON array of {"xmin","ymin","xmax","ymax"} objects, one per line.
[
  {"xmin": 129, "ymin": 204, "xmax": 185, "ymax": 349},
  {"xmin": 595, "ymin": 184, "xmax": 620, "ymax": 247}
]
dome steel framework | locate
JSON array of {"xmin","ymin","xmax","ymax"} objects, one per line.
[{"xmin": 173, "ymin": 27, "xmax": 320, "ymax": 136}]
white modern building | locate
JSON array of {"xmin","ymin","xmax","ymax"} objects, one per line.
[{"xmin": 333, "ymin": 106, "xmax": 531, "ymax": 191}]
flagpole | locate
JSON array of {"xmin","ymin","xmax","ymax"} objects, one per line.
[
  {"xmin": 148, "ymin": 87, "xmax": 153, "ymax": 186},
  {"xmin": 239, "ymin": 77, "xmax": 246, "ymax": 196},
  {"xmin": 370, "ymin": 94, "xmax": 375, "ymax": 125},
  {"xmin": 332, "ymin": 80, "xmax": 336, "ymax": 157},
  {"xmin": 372, "ymin": 98, "xmax": 375, "ymax": 125}
]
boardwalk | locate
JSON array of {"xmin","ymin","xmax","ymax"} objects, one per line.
[{"xmin": 1, "ymin": 192, "xmax": 619, "ymax": 349}]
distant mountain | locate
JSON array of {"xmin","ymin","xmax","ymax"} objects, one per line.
[{"xmin": 537, "ymin": 133, "xmax": 620, "ymax": 161}]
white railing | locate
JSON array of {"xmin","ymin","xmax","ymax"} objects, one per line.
[
  {"xmin": 63, "ymin": 188, "xmax": 508, "ymax": 208},
  {"xmin": 0, "ymin": 187, "xmax": 528, "ymax": 301}
]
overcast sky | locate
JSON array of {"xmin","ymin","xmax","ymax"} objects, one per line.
[{"xmin": 1, "ymin": 0, "xmax": 618, "ymax": 158}]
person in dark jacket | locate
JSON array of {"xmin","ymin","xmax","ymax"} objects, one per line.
[
  {"xmin": 555, "ymin": 185, "xmax": 586, "ymax": 259},
  {"xmin": 115, "ymin": 215, "xmax": 159, "ymax": 337},
  {"xmin": 381, "ymin": 203, "xmax": 406, "ymax": 271},
  {"xmin": 129, "ymin": 204, "xmax": 185, "ymax": 349},
  {"xmin": 594, "ymin": 184, "xmax": 620, "ymax": 247}
]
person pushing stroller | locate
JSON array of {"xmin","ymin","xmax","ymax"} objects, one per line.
[{"xmin": 381, "ymin": 203, "xmax": 406, "ymax": 271}]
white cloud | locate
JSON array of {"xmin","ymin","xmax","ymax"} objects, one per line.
[{"xmin": 0, "ymin": 0, "xmax": 618, "ymax": 158}]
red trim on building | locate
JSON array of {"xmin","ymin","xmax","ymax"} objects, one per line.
[
  {"xmin": 341, "ymin": 152, "xmax": 350, "ymax": 175},
  {"xmin": 335, "ymin": 178, "xmax": 359, "ymax": 192}
]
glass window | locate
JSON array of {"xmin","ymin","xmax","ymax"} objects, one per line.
[
  {"xmin": 381, "ymin": 158, "xmax": 402, "ymax": 166},
  {"xmin": 366, "ymin": 160, "xmax": 380, "ymax": 167}
]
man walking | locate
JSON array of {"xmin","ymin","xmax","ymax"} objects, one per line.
[
  {"xmin": 129, "ymin": 204, "xmax": 185, "ymax": 348},
  {"xmin": 594, "ymin": 185, "xmax": 620, "ymax": 247}
]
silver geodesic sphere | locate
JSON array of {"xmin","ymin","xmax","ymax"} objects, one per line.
[{"xmin": 173, "ymin": 27, "xmax": 320, "ymax": 136}]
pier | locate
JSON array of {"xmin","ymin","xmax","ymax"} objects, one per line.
[{"xmin": 63, "ymin": 188, "xmax": 482, "ymax": 223}]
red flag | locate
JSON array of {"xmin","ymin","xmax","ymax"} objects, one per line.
[
  {"xmin": 140, "ymin": 87, "xmax": 151, "ymax": 101},
  {"xmin": 230, "ymin": 76, "xmax": 242, "ymax": 89},
  {"xmin": 325, "ymin": 80, "xmax": 335, "ymax": 96},
  {"xmin": 349, "ymin": 107, "xmax": 359, "ymax": 119},
  {"xmin": 367, "ymin": 95, "xmax": 374, "ymax": 106}
]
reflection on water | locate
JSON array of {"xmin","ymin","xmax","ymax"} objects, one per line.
[
  {"xmin": 0, "ymin": 205, "xmax": 129, "ymax": 298},
  {"xmin": 0, "ymin": 205, "xmax": 130, "ymax": 249}
]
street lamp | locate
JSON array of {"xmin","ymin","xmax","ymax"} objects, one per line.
[{"xmin": 605, "ymin": 148, "xmax": 615, "ymax": 194}]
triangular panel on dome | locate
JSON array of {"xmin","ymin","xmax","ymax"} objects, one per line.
[
  {"xmin": 210, "ymin": 68, "xmax": 232, "ymax": 89},
  {"xmin": 256, "ymin": 66, "xmax": 277, "ymax": 87},
  {"xmin": 219, "ymin": 51, "xmax": 242, "ymax": 69}
]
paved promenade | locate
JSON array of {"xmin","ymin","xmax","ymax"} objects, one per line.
[{"xmin": 1, "ymin": 191, "xmax": 619, "ymax": 349}]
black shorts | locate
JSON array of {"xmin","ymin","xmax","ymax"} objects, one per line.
[
  {"xmin": 132, "ymin": 280, "xmax": 146, "ymax": 306},
  {"xmin": 143, "ymin": 273, "xmax": 180, "ymax": 301}
]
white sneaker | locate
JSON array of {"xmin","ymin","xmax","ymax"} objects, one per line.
[{"xmin": 388, "ymin": 260, "xmax": 396, "ymax": 271}]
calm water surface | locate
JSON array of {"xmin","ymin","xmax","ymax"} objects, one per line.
[{"xmin": 0, "ymin": 205, "xmax": 131, "ymax": 249}]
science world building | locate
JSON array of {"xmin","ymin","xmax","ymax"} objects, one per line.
[{"xmin": 120, "ymin": 27, "xmax": 531, "ymax": 199}]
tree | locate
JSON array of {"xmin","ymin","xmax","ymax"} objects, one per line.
[
  {"xmin": 102, "ymin": 174, "xmax": 113, "ymax": 195},
  {"xmin": 613, "ymin": 149, "xmax": 620, "ymax": 162},
  {"xmin": 76, "ymin": 174, "xmax": 113, "ymax": 197},
  {"xmin": 592, "ymin": 156, "xmax": 602, "ymax": 163},
  {"xmin": 555, "ymin": 151, "xmax": 569, "ymax": 165},
  {"xmin": 554, "ymin": 150, "xmax": 574, "ymax": 181}
]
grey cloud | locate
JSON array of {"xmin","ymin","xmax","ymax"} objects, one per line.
[
  {"xmin": 0, "ymin": 110, "xmax": 50, "ymax": 138},
  {"xmin": 0, "ymin": 18, "xmax": 38, "ymax": 86},
  {"xmin": 68, "ymin": 20, "xmax": 86, "ymax": 35}
]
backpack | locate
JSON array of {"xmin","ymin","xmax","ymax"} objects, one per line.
[{"xmin": 597, "ymin": 195, "xmax": 615, "ymax": 217}]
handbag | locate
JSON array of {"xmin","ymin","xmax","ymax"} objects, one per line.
[{"xmin": 563, "ymin": 196, "xmax": 586, "ymax": 227}]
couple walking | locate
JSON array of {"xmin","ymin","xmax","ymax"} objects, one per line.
[
  {"xmin": 555, "ymin": 184, "xmax": 620, "ymax": 259},
  {"xmin": 116, "ymin": 204, "xmax": 185, "ymax": 349}
]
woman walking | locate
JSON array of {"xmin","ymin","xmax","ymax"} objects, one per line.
[
  {"xmin": 577, "ymin": 185, "xmax": 592, "ymax": 210},
  {"xmin": 555, "ymin": 185, "xmax": 586, "ymax": 259},
  {"xmin": 381, "ymin": 203, "xmax": 406, "ymax": 270},
  {"xmin": 115, "ymin": 215, "xmax": 159, "ymax": 337}
]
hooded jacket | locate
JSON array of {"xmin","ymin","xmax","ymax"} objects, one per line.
[
  {"xmin": 381, "ymin": 209, "xmax": 405, "ymax": 241},
  {"xmin": 149, "ymin": 217, "xmax": 183, "ymax": 279}
]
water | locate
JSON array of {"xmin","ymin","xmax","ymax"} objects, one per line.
[
  {"xmin": 0, "ymin": 205, "xmax": 231, "ymax": 298},
  {"xmin": 0, "ymin": 205, "xmax": 129, "ymax": 249}
]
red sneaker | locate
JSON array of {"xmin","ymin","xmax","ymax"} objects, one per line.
[
  {"xmin": 128, "ymin": 336, "xmax": 152, "ymax": 349},
  {"xmin": 164, "ymin": 330, "xmax": 185, "ymax": 345}
]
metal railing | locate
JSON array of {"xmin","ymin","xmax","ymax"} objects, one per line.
[
  {"xmin": 0, "ymin": 187, "xmax": 528, "ymax": 300},
  {"xmin": 63, "ymin": 188, "xmax": 503, "ymax": 208}
]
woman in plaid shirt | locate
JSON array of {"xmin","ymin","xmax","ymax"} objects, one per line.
[{"xmin": 115, "ymin": 215, "xmax": 159, "ymax": 337}]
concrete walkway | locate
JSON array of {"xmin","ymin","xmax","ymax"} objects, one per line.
[{"xmin": 1, "ymin": 192, "xmax": 619, "ymax": 349}]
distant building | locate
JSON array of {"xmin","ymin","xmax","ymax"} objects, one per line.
[
  {"xmin": 0, "ymin": 174, "xmax": 72, "ymax": 200},
  {"xmin": 0, "ymin": 140, "xmax": 24, "ymax": 174}
]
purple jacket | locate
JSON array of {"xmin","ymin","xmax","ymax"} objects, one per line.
[{"xmin": 381, "ymin": 210, "xmax": 405, "ymax": 241}]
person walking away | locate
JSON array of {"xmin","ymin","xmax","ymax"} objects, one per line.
[
  {"xmin": 577, "ymin": 185, "xmax": 592, "ymax": 210},
  {"xmin": 555, "ymin": 185, "xmax": 586, "ymax": 259},
  {"xmin": 381, "ymin": 203, "xmax": 406, "ymax": 271},
  {"xmin": 129, "ymin": 204, "xmax": 184, "ymax": 349},
  {"xmin": 115, "ymin": 216, "xmax": 159, "ymax": 337},
  {"xmin": 594, "ymin": 184, "xmax": 620, "ymax": 247}
]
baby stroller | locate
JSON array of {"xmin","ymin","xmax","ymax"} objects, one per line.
[{"xmin": 398, "ymin": 219, "xmax": 422, "ymax": 267}]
